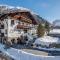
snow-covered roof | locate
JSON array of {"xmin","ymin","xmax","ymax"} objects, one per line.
[
  {"xmin": 53, "ymin": 20, "xmax": 60, "ymax": 27},
  {"xmin": 0, "ymin": 5, "xmax": 38, "ymax": 15},
  {"xmin": 34, "ymin": 36, "xmax": 60, "ymax": 46},
  {"xmin": 49, "ymin": 29, "xmax": 60, "ymax": 34}
]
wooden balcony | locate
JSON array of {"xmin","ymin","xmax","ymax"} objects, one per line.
[
  {"xmin": 16, "ymin": 24, "xmax": 30, "ymax": 29},
  {"xmin": 11, "ymin": 15, "xmax": 32, "ymax": 24}
]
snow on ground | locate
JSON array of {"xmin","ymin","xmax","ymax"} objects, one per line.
[
  {"xmin": 34, "ymin": 36, "xmax": 60, "ymax": 46},
  {"xmin": 19, "ymin": 51, "xmax": 60, "ymax": 60},
  {"xmin": 0, "ymin": 44, "xmax": 20, "ymax": 60},
  {"xmin": 0, "ymin": 43, "xmax": 60, "ymax": 60}
]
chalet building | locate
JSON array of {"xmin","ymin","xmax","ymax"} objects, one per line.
[
  {"xmin": 49, "ymin": 20, "xmax": 60, "ymax": 37},
  {"xmin": 53, "ymin": 20, "xmax": 60, "ymax": 28},
  {"xmin": 0, "ymin": 10, "xmax": 39, "ymax": 45}
]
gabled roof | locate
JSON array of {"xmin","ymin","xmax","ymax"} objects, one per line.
[{"xmin": 0, "ymin": 11, "xmax": 38, "ymax": 24}]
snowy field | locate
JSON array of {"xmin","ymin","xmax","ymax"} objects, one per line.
[{"xmin": 0, "ymin": 43, "xmax": 60, "ymax": 60}]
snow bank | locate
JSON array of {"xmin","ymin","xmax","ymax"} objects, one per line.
[{"xmin": 34, "ymin": 36, "xmax": 60, "ymax": 46}]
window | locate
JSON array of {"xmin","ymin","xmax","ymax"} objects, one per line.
[
  {"xmin": 0, "ymin": 30, "xmax": 1, "ymax": 33},
  {"xmin": 1, "ymin": 25, "xmax": 4, "ymax": 29},
  {"xmin": 5, "ymin": 29, "xmax": 7, "ymax": 34},
  {"xmin": 18, "ymin": 20, "xmax": 20, "ymax": 24},
  {"xmin": 11, "ymin": 20, "xmax": 14, "ymax": 26},
  {"xmin": 1, "ymin": 33, "xmax": 4, "ymax": 37}
]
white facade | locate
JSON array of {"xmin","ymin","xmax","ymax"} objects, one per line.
[{"xmin": 0, "ymin": 16, "xmax": 37, "ymax": 44}]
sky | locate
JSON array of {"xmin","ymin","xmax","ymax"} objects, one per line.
[{"xmin": 0, "ymin": 0, "xmax": 60, "ymax": 23}]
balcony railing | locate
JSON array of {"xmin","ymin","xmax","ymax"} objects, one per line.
[{"xmin": 16, "ymin": 24, "xmax": 31, "ymax": 29}]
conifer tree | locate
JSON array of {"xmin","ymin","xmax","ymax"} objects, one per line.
[
  {"xmin": 45, "ymin": 21, "xmax": 50, "ymax": 34},
  {"xmin": 37, "ymin": 24, "xmax": 45, "ymax": 37}
]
